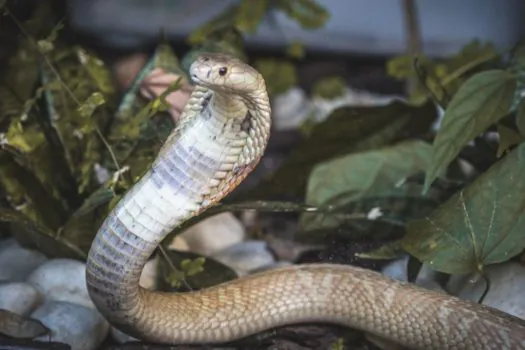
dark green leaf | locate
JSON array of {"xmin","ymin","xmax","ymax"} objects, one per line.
[
  {"xmin": 77, "ymin": 92, "xmax": 105, "ymax": 119},
  {"xmin": 187, "ymin": 4, "xmax": 239, "ymax": 45},
  {"xmin": 517, "ymin": 98, "xmax": 525, "ymax": 137},
  {"xmin": 306, "ymin": 140, "xmax": 433, "ymax": 207},
  {"xmin": 424, "ymin": 70, "xmax": 517, "ymax": 192},
  {"xmin": 496, "ymin": 124, "xmax": 523, "ymax": 157},
  {"xmin": 70, "ymin": 186, "xmax": 114, "ymax": 219},
  {"xmin": 508, "ymin": 41, "xmax": 525, "ymax": 110},
  {"xmin": 244, "ymin": 100, "xmax": 436, "ymax": 201},
  {"xmin": 311, "ymin": 76, "xmax": 346, "ymax": 99},
  {"xmin": 157, "ymin": 249, "xmax": 237, "ymax": 292},
  {"xmin": 355, "ymin": 240, "xmax": 405, "ymax": 260},
  {"xmin": 403, "ymin": 142, "xmax": 525, "ymax": 274},
  {"xmin": 234, "ymin": 0, "xmax": 269, "ymax": 32},
  {"xmin": 254, "ymin": 59, "xmax": 297, "ymax": 96},
  {"xmin": 274, "ymin": 0, "xmax": 330, "ymax": 29},
  {"xmin": 0, "ymin": 207, "xmax": 85, "ymax": 260}
]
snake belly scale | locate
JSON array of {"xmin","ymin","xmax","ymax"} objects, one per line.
[{"xmin": 86, "ymin": 53, "xmax": 525, "ymax": 349}]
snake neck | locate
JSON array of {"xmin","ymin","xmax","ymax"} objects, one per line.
[{"xmin": 85, "ymin": 85, "xmax": 271, "ymax": 335}]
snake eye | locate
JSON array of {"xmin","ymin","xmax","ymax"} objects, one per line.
[
  {"xmin": 218, "ymin": 67, "xmax": 228, "ymax": 76},
  {"xmin": 202, "ymin": 57, "xmax": 209, "ymax": 62}
]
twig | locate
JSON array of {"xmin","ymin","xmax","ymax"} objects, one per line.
[{"xmin": 401, "ymin": 0, "xmax": 422, "ymax": 95}]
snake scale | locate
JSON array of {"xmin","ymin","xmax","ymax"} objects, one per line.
[{"xmin": 85, "ymin": 53, "xmax": 525, "ymax": 349}]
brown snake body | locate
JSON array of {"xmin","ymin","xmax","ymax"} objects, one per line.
[{"xmin": 86, "ymin": 53, "xmax": 525, "ymax": 349}]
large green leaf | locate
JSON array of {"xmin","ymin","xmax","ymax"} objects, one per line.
[
  {"xmin": 508, "ymin": 41, "xmax": 525, "ymax": 110},
  {"xmin": 244, "ymin": 100, "xmax": 436, "ymax": 201},
  {"xmin": 0, "ymin": 207, "xmax": 85, "ymax": 260},
  {"xmin": 404, "ymin": 142, "xmax": 525, "ymax": 274},
  {"xmin": 424, "ymin": 70, "xmax": 517, "ymax": 192},
  {"xmin": 306, "ymin": 140, "xmax": 433, "ymax": 206}
]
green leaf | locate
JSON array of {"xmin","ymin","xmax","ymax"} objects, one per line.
[
  {"xmin": 306, "ymin": 140, "xmax": 433, "ymax": 206},
  {"xmin": 77, "ymin": 92, "xmax": 105, "ymax": 119},
  {"xmin": 157, "ymin": 249, "xmax": 237, "ymax": 292},
  {"xmin": 244, "ymin": 100, "xmax": 436, "ymax": 201},
  {"xmin": 517, "ymin": 96, "xmax": 525, "ymax": 137},
  {"xmin": 274, "ymin": 0, "xmax": 330, "ymax": 30},
  {"xmin": 286, "ymin": 41, "xmax": 306, "ymax": 59},
  {"xmin": 424, "ymin": 70, "xmax": 517, "ymax": 192},
  {"xmin": 254, "ymin": 59, "xmax": 297, "ymax": 96},
  {"xmin": 187, "ymin": 4, "xmax": 239, "ymax": 45},
  {"xmin": 299, "ymin": 192, "xmax": 439, "ymax": 239},
  {"xmin": 403, "ymin": 142, "xmax": 525, "ymax": 274},
  {"xmin": 180, "ymin": 257, "xmax": 206, "ymax": 277},
  {"xmin": 496, "ymin": 124, "xmax": 523, "ymax": 157},
  {"xmin": 311, "ymin": 76, "xmax": 346, "ymax": 99},
  {"xmin": 355, "ymin": 240, "xmax": 405, "ymax": 260},
  {"xmin": 234, "ymin": 0, "xmax": 269, "ymax": 32},
  {"xmin": 70, "ymin": 186, "xmax": 114, "ymax": 219},
  {"xmin": 0, "ymin": 207, "xmax": 86, "ymax": 260},
  {"xmin": 508, "ymin": 41, "xmax": 525, "ymax": 110}
]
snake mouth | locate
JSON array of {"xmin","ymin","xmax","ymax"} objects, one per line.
[{"xmin": 190, "ymin": 74, "xmax": 205, "ymax": 86}]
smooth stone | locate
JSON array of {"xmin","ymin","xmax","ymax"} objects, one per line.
[
  {"xmin": 0, "ymin": 281, "xmax": 41, "ymax": 315},
  {"xmin": 0, "ymin": 238, "xmax": 47, "ymax": 282},
  {"xmin": 172, "ymin": 213, "xmax": 245, "ymax": 256},
  {"xmin": 139, "ymin": 256, "xmax": 158, "ymax": 291},
  {"xmin": 250, "ymin": 261, "xmax": 293, "ymax": 274},
  {"xmin": 271, "ymin": 87, "xmax": 313, "ymax": 130},
  {"xmin": 381, "ymin": 256, "xmax": 445, "ymax": 293},
  {"xmin": 26, "ymin": 259, "xmax": 94, "ymax": 309},
  {"xmin": 32, "ymin": 300, "xmax": 109, "ymax": 350},
  {"xmin": 211, "ymin": 240, "xmax": 276, "ymax": 276},
  {"xmin": 447, "ymin": 261, "xmax": 525, "ymax": 319},
  {"xmin": 381, "ymin": 256, "xmax": 410, "ymax": 282}
]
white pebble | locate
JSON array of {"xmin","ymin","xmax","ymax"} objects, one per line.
[
  {"xmin": 173, "ymin": 213, "xmax": 245, "ymax": 256},
  {"xmin": 447, "ymin": 261, "xmax": 525, "ymax": 319},
  {"xmin": 0, "ymin": 281, "xmax": 41, "ymax": 315},
  {"xmin": 32, "ymin": 300, "xmax": 109, "ymax": 350},
  {"xmin": 0, "ymin": 238, "xmax": 47, "ymax": 282},
  {"xmin": 211, "ymin": 241, "xmax": 276, "ymax": 276},
  {"xmin": 26, "ymin": 259, "xmax": 94, "ymax": 309}
]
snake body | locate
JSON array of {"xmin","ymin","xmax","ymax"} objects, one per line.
[{"xmin": 86, "ymin": 53, "xmax": 525, "ymax": 349}]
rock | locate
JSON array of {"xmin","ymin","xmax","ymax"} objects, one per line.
[
  {"xmin": 26, "ymin": 259, "xmax": 94, "ymax": 309},
  {"xmin": 0, "ymin": 281, "xmax": 41, "ymax": 315},
  {"xmin": 271, "ymin": 87, "xmax": 313, "ymax": 130},
  {"xmin": 139, "ymin": 256, "xmax": 158, "ymax": 291},
  {"xmin": 381, "ymin": 256, "xmax": 410, "ymax": 282},
  {"xmin": 211, "ymin": 241, "xmax": 276, "ymax": 276},
  {"xmin": 172, "ymin": 213, "xmax": 245, "ymax": 256},
  {"xmin": 0, "ymin": 238, "xmax": 47, "ymax": 282},
  {"xmin": 381, "ymin": 256, "xmax": 445, "ymax": 293},
  {"xmin": 447, "ymin": 261, "xmax": 525, "ymax": 319},
  {"xmin": 250, "ymin": 261, "xmax": 293, "ymax": 274},
  {"xmin": 32, "ymin": 300, "xmax": 109, "ymax": 350}
]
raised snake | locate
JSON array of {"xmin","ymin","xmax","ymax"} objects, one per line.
[{"xmin": 85, "ymin": 53, "xmax": 525, "ymax": 349}]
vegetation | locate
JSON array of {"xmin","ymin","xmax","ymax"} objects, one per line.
[{"xmin": 0, "ymin": 0, "xmax": 524, "ymax": 295}]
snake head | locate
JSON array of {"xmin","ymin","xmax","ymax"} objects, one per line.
[{"xmin": 189, "ymin": 53, "xmax": 263, "ymax": 94}]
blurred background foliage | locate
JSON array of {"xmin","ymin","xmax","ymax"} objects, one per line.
[{"xmin": 0, "ymin": 0, "xmax": 525, "ymax": 291}]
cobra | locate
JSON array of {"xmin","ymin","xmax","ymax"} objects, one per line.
[{"xmin": 86, "ymin": 53, "xmax": 525, "ymax": 349}]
